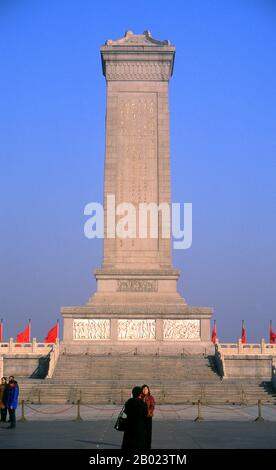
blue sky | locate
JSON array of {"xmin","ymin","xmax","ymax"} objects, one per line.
[{"xmin": 0, "ymin": 0, "xmax": 275, "ymax": 341}]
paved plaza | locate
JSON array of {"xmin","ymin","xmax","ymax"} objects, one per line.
[{"xmin": 0, "ymin": 404, "xmax": 276, "ymax": 449}]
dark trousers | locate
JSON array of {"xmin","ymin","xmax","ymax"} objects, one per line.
[
  {"xmin": 8, "ymin": 408, "xmax": 16, "ymax": 428},
  {"xmin": 1, "ymin": 408, "xmax": 7, "ymax": 422},
  {"xmin": 145, "ymin": 417, "xmax": 152, "ymax": 449}
]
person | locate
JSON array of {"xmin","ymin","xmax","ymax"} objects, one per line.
[
  {"xmin": 141, "ymin": 384, "xmax": 155, "ymax": 449},
  {"xmin": 0, "ymin": 377, "xmax": 8, "ymax": 423},
  {"xmin": 121, "ymin": 386, "xmax": 148, "ymax": 450},
  {"xmin": 6, "ymin": 376, "xmax": 19, "ymax": 429}
]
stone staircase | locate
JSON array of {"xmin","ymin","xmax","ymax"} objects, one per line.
[
  {"xmin": 17, "ymin": 354, "xmax": 276, "ymax": 405},
  {"xmin": 52, "ymin": 354, "xmax": 220, "ymax": 382}
]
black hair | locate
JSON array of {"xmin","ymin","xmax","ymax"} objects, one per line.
[{"xmin": 132, "ymin": 386, "xmax": 142, "ymax": 398}]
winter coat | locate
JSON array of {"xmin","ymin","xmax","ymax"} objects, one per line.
[
  {"xmin": 0, "ymin": 384, "xmax": 8, "ymax": 409},
  {"xmin": 6, "ymin": 382, "xmax": 19, "ymax": 409},
  {"xmin": 143, "ymin": 394, "xmax": 155, "ymax": 417},
  {"xmin": 121, "ymin": 397, "xmax": 148, "ymax": 450}
]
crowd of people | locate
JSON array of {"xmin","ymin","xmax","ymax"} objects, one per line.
[
  {"xmin": 121, "ymin": 384, "xmax": 155, "ymax": 450},
  {"xmin": 0, "ymin": 376, "xmax": 19, "ymax": 429}
]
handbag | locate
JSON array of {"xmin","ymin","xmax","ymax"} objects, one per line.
[{"xmin": 114, "ymin": 406, "xmax": 127, "ymax": 431}]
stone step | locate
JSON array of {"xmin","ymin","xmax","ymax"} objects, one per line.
[
  {"xmin": 16, "ymin": 353, "xmax": 276, "ymax": 405},
  {"xmin": 17, "ymin": 382, "xmax": 276, "ymax": 405}
]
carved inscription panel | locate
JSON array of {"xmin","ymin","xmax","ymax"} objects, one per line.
[
  {"xmin": 117, "ymin": 280, "xmax": 158, "ymax": 292},
  {"xmin": 116, "ymin": 93, "xmax": 158, "ymax": 252}
]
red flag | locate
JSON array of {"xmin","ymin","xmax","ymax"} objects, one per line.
[
  {"xmin": 270, "ymin": 321, "xmax": 276, "ymax": 344},
  {"xmin": 211, "ymin": 320, "xmax": 217, "ymax": 344},
  {"xmin": 16, "ymin": 322, "xmax": 31, "ymax": 343},
  {"xmin": 0, "ymin": 320, "xmax": 2, "ymax": 342},
  {"xmin": 241, "ymin": 320, "xmax": 246, "ymax": 344},
  {"xmin": 44, "ymin": 322, "xmax": 59, "ymax": 343}
]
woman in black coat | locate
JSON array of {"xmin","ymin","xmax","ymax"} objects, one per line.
[{"xmin": 121, "ymin": 386, "xmax": 148, "ymax": 450}]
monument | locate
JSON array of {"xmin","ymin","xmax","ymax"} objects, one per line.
[{"xmin": 61, "ymin": 31, "xmax": 213, "ymax": 354}]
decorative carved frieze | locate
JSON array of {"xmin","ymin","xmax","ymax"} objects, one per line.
[
  {"xmin": 73, "ymin": 319, "xmax": 110, "ymax": 340},
  {"xmin": 117, "ymin": 280, "xmax": 158, "ymax": 292},
  {"xmin": 105, "ymin": 61, "xmax": 171, "ymax": 81},
  {"xmin": 118, "ymin": 320, "xmax": 156, "ymax": 340},
  {"xmin": 163, "ymin": 320, "xmax": 200, "ymax": 340}
]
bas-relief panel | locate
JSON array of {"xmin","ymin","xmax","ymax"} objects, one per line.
[
  {"xmin": 73, "ymin": 319, "xmax": 110, "ymax": 340},
  {"xmin": 118, "ymin": 319, "xmax": 156, "ymax": 340},
  {"xmin": 163, "ymin": 320, "xmax": 200, "ymax": 340}
]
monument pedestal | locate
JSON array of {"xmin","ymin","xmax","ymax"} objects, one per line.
[{"xmin": 62, "ymin": 267, "xmax": 213, "ymax": 355}]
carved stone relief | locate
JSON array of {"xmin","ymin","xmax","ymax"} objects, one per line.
[
  {"xmin": 73, "ymin": 319, "xmax": 110, "ymax": 340},
  {"xmin": 118, "ymin": 319, "xmax": 156, "ymax": 340},
  {"xmin": 163, "ymin": 320, "xmax": 200, "ymax": 340}
]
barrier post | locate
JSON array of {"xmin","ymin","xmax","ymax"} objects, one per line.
[
  {"xmin": 18, "ymin": 400, "xmax": 27, "ymax": 422},
  {"xmin": 255, "ymin": 399, "xmax": 265, "ymax": 422},
  {"xmin": 241, "ymin": 387, "xmax": 247, "ymax": 405},
  {"xmin": 194, "ymin": 400, "xmax": 204, "ymax": 422},
  {"xmin": 75, "ymin": 400, "xmax": 83, "ymax": 421}
]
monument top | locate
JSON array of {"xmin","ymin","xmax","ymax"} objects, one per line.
[
  {"xmin": 101, "ymin": 30, "xmax": 175, "ymax": 80},
  {"xmin": 104, "ymin": 30, "xmax": 172, "ymax": 47}
]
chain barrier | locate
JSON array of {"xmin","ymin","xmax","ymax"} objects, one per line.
[
  {"xmin": 81, "ymin": 404, "xmax": 120, "ymax": 411},
  {"xmin": 71, "ymin": 349, "xmax": 195, "ymax": 358},
  {"xmin": 264, "ymin": 403, "xmax": 276, "ymax": 410},
  {"xmin": 205, "ymin": 404, "xmax": 250, "ymax": 411},
  {"xmin": 20, "ymin": 399, "xmax": 276, "ymax": 421},
  {"xmin": 156, "ymin": 405, "xmax": 195, "ymax": 412},
  {"xmin": 25, "ymin": 404, "xmax": 75, "ymax": 415}
]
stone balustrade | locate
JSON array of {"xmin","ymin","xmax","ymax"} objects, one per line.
[
  {"xmin": 216, "ymin": 339, "xmax": 276, "ymax": 356},
  {"xmin": 215, "ymin": 339, "xmax": 276, "ymax": 379},
  {"xmin": 0, "ymin": 338, "xmax": 59, "ymax": 355},
  {"xmin": 46, "ymin": 341, "xmax": 60, "ymax": 378},
  {"xmin": 272, "ymin": 365, "xmax": 276, "ymax": 392}
]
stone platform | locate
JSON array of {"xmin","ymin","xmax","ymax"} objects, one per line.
[{"xmin": 1, "ymin": 406, "xmax": 276, "ymax": 449}]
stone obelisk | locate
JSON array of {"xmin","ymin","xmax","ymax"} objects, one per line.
[{"xmin": 61, "ymin": 31, "xmax": 213, "ymax": 353}]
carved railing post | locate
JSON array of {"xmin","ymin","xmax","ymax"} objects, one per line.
[
  {"xmin": 261, "ymin": 339, "xmax": 265, "ymax": 354},
  {"xmin": 32, "ymin": 338, "xmax": 37, "ymax": 353},
  {"xmin": 0, "ymin": 356, "xmax": 3, "ymax": 379},
  {"xmin": 238, "ymin": 339, "xmax": 242, "ymax": 354}
]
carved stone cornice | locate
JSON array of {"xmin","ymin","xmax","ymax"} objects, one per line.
[
  {"xmin": 101, "ymin": 30, "xmax": 175, "ymax": 81},
  {"xmin": 105, "ymin": 61, "xmax": 172, "ymax": 81},
  {"xmin": 61, "ymin": 305, "xmax": 214, "ymax": 318}
]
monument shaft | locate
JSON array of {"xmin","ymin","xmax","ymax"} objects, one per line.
[{"xmin": 101, "ymin": 31, "xmax": 174, "ymax": 270}]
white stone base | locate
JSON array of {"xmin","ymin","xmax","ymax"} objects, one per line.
[{"xmin": 61, "ymin": 304, "xmax": 213, "ymax": 355}]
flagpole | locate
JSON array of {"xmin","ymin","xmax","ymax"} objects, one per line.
[
  {"xmin": 29, "ymin": 318, "xmax": 31, "ymax": 343},
  {"xmin": 57, "ymin": 319, "xmax": 60, "ymax": 340}
]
